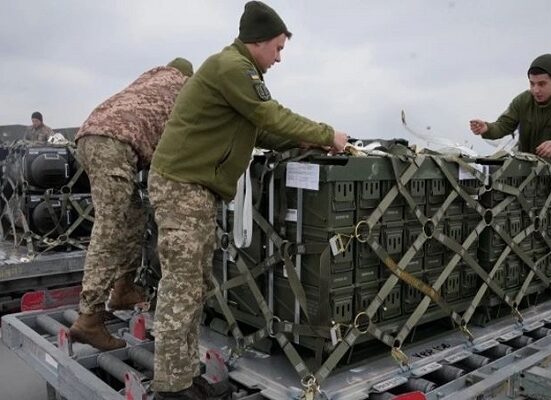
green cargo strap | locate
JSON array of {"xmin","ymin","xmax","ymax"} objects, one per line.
[
  {"xmin": 460, "ymin": 224, "xmax": 524, "ymax": 325},
  {"xmin": 64, "ymin": 145, "xmax": 86, "ymax": 193},
  {"xmin": 389, "ymin": 154, "xmax": 429, "ymax": 226},
  {"xmin": 433, "ymin": 156, "xmax": 486, "ymax": 214},
  {"xmin": 213, "ymin": 220, "xmax": 320, "ymax": 377},
  {"xmin": 65, "ymin": 196, "xmax": 94, "ymax": 236},
  {"xmin": 281, "ymin": 243, "xmax": 314, "ymax": 324},
  {"xmin": 252, "ymin": 208, "xmax": 313, "ymax": 323},
  {"xmin": 496, "ymin": 222, "xmax": 550, "ymax": 286},
  {"xmin": 209, "ymin": 274, "xmax": 246, "ymax": 347},
  {"xmin": 273, "ymin": 320, "xmax": 332, "ymax": 338},
  {"xmin": 212, "ymin": 253, "xmax": 281, "ymax": 294},
  {"xmin": 274, "ymin": 332, "xmax": 312, "ymax": 380}
]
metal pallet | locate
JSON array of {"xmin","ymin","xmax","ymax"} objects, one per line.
[
  {"xmin": 0, "ymin": 242, "xmax": 84, "ymax": 313},
  {"xmin": 4, "ymin": 301, "xmax": 551, "ymax": 399}
]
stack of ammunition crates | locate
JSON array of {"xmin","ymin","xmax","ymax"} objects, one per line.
[{"xmin": 208, "ymin": 148, "xmax": 551, "ymax": 358}]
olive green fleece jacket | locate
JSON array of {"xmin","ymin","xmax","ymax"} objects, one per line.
[
  {"xmin": 483, "ymin": 90, "xmax": 551, "ymax": 154},
  {"xmin": 151, "ymin": 39, "xmax": 334, "ymax": 202}
]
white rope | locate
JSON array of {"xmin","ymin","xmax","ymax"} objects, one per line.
[{"xmin": 233, "ymin": 164, "xmax": 253, "ymax": 248}]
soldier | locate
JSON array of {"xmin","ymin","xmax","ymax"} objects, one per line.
[
  {"xmin": 148, "ymin": 2, "xmax": 348, "ymax": 399},
  {"xmin": 470, "ymin": 54, "xmax": 551, "ymax": 157},
  {"xmin": 69, "ymin": 58, "xmax": 193, "ymax": 351},
  {"xmin": 25, "ymin": 111, "xmax": 54, "ymax": 142}
]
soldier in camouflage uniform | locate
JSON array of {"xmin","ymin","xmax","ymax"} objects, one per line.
[
  {"xmin": 148, "ymin": 2, "xmax": 348, "ymax": 399},
  {"xmin": 25, "ymin": 111, "xmax": 54, "ymax": 142},
  {"xmin": 69, "ymin": 58, "xmax": 193, "ymax": 351}
]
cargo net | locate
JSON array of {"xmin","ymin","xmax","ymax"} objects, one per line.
[
  {"xmin": 205, "ymin": 146, "xmax": 551, "ymax": 393},
  {"xmin": 0, "ymin": 141, "xmax": 93, "ymax": 254}
]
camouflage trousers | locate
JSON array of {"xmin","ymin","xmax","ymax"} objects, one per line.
[
  {"xmin": 148, "ymin": 170, "xmax": 217, "ymax": 392},
  {"xmin": 77, "ymin": 135, "xmax": 146, "ymax": 314}
]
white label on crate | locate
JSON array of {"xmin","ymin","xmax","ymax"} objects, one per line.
[
  {"xmin": 286, "ymin": 162, "xmax": 319, "ymax": 191},
  {"xmin": 45, "ymin": 353, "xmax": 58, "ymax": 370},
  {"xmin": 285, "ymin": 209, "xmax": 298, "ymax": 222},
  {"xmin": 329, "ymin": 235, "xmax": 344, "ymax": 256},
  {"xmin": 227, "ymin": 201, "xmax": 235, "ymax": 211},
  {"xmin": 459, "ymin": 164, "xmax": 489, "ymax": 181}
]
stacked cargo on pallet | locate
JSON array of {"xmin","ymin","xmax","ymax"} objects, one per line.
[
  {"xmin": 207, "ymin": 145, "xmax": 551, "ymax": 380},
  {"xmin": 0, "ymin": 142, "xmax": 93, "ymax": 252}
]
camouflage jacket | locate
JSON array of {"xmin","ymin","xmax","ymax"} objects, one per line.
[
  {"xmin": 25, "ymin": 124, "xmax": 54, "ymax": 142},
  {"xmin": 76, "ymin": 66, "xmax": 187, "ymax": 164}
]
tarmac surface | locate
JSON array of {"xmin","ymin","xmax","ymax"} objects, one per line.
[{"xmin": 0, "ymin": 330, "xmax": 47, "ymax": 400}]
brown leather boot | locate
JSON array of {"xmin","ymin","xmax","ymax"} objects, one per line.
[
  {"xmin": 69, "ymin": 312, "xmax": 126, "ymax": 351},
  {"xmin": 107, "ymin": 274, "xmax": 146, "ymax": 310}
]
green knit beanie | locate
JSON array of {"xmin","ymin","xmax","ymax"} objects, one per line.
[
  {"xmin": 167, "ymin": 58, "xmax": 194, "ymax": 77},
  {"xmin": 238, "ymin": 1, "xmax": 292, "ymax": 43},
  {"xmin": 528, "ymin": 54, "xmax": 551, "ymax": 76}
]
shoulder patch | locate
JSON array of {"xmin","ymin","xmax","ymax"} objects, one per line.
[
  {"xmin": 254, "ymin": 82, "xmax": 271, "ymax": 101},
  {"xmin": 246, "ymin": 69, "xmax": 261, "ymax": 81}
]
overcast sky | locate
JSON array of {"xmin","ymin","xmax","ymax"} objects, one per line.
[{"xmin": 1, "ymin": 1, "xmax": 549, "ymax": 155}]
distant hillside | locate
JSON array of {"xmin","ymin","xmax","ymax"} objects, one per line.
[{"xmin": 0, "ymin": 124, "xmax": 79, "ymax": 143}]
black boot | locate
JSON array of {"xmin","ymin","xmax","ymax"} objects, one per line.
[{"xmin": 154, "ymin": 384, "xmax": 207, "ymax": 400}]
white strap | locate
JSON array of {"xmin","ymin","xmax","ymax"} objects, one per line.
[{"xmin": 233, "ymin": 164, "xmax": 253, "ymax": 248}]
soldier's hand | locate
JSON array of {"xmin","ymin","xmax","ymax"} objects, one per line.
[
  {"xmin": 535, "ymin": 140, "xmax": 551, "ymax": 158},
  {"xmin": 330, "ymin": 131, "xmax": 349, "ymax": 154},
  {"xmin": 469, "ymin": 119, "xmax": 488, "ymax": 135},
  {"xmin": 299, "ymin": 141, "xmax": 331, "ymax": 152}
]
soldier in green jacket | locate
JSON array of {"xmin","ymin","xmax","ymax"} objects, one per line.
[
  {"xmin": 470, "ymin": 54, "xmax": 551, "ymax": 157},
  {"xmin": 149, "ymin": 2, "xmax": 348, "ymax": 399}
]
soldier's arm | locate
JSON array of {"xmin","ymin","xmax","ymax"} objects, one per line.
[
  {"xmin": 219, "ymin": 60, "xmax": 334, "ymax": 147},
  {"xmin": 256, "ymin": 130, "xmax": 298, "ymax": 151},
  {"xmin": 482, "ymin": 96, "xmax": 521, "ymax": 140}
]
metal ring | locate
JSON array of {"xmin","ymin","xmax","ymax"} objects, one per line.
[
  {"xmin": 353, "ymin": 311, "xmax": 370, "ymax": 335},
  {"xmin": 354, "ymin": 219, "xmax": 370, "ymax": 243},
  {"xmin": 220, "ymin": 232, "xmax": 230, "ymax": 251},
  {"xmin": 300, "ymin": 374, "xmax": 316, "ymax": 389},
  {"xmin": 267, "ymin": 315, "xmax": 282, "ymax": 338},
  {"xmin": 280, "ymin": 240, "xmax": 292, "ymax": 258}
]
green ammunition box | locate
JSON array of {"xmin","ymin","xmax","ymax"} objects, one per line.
[
  {"xmin": 302, "ymin": 180, "xmax": 355, "ymax": 228},
  {"xmin": 445, "ymin": 217, "xmax": 464, "ymax": 244},
  {"xmin": 402, "ymin": 271, "xmax": 425, "ymax": 312},
  {"xmin": 426, "ymin": 270, "xmax": 461, "ymax": 302},
  {"xmin": 356, "ymin": 226, "xmax": 381, "ymax": 266},
  {"xmin": 280, "ymin": 224, "xmax": 354, "ymax": 289},
  {"xmin": 404, "ymin": 223, "xmax": 424, "ymax": 257},
  {"xmin": 355, "ymin": 282, "xmax": 379, "ymax": 322},
  {"xmin": 407, "ymin": 178, "xmax": 427, "ymax": 204},
  {"xmin": 461, "ymin": 265, "xmax": 479, "ymax": 297},
  {"xmin": 505, "ymin": 256, "xmax": 522, "ymax": 289},
  {"xmin": 382, "ymin": 222, "xmax": 404, "ymax": 256},
  {"xmin": 427, "ymin": 179, "xmax": 447, "ymax": 205},
  {"xmin": 274, "ymin": 276, "xmax": 354, "ymax": 325},
  {"xmin": 355, "ymin": 264, "xmax": 379, "ymax": 284},
  {"xmin": 380, "ymin": 285, "xmax": 402, "ymax": 320},
  {"xmin": 424, "ymin": 254, "xmax": 443, "ymax": 271}
]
